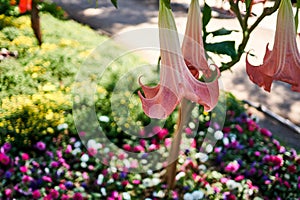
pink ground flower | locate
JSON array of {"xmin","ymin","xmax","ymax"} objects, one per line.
[
  {"xmin": 132, "ymin": 179, "xmax": 141, "ymax": 184},
  {"xmin": 122, "ymin": 144, "xmax": 131, "ymax": 151},
  {"xmin": 157, "ymin": 128, "xmax": 169, "ymax": 140},
  {"xmin": 20, "ymin": 166, "xmax": 28, "ymax": 173},
  {"xmin": 0, "ymin": 153, "xmax": 10, "ymax": 165},
  {"xmin": 36, "ymin": 141, "xmax": 46, "ymax": 151},
  {"xmin": 225, "ymin": 161, "xmax": 240, "ymax": 173},
  {"xmin": 22, "ymin": 175, "xmax": 32, "ymax": 183},
  {"xmin": 234, "ymin": 175, "xmax": 245, "ymax": 181},
  {"xmin": 42, "ymin": 175, "xmax": 53, "ymax": 183},
  {"xmin": 5, "ymin": 188, "xmax": 12, "ymax": 197},
  {"xmin": 65, "ymin": 144, "xmax": 72, "ymax": 154},
  {"xmin": 32, "ymin": 190, "xmax": 41, "ymax": 199},
  {"xmin": 88, "ymin": 147, "xmax": 97, "ymax": 156},
  {"xmin": 21, "ymin": 153, "xmax": 30, "ymax": 161},
  {"xmin": 73, "ymin": 193, "xmax": 83, "ymax": 200},
  {"xmin": 235, "ymin": 124, "xmax": 243, "ymax": 133},
  {"xmin": 50, "ymin": 189, "xmax": 59, "ymax": 199},
  {"xmin": 260, "ymin": 128, "xmax": 272, "ymax": 137}
]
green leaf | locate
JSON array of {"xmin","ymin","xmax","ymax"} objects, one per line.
[
  {"xmin": 205, "ymin": 41, "xmax": 237, "ymax": 58},
  {"xmin": 202, "ymin": 3, "xmax": 212, "ymax": 27},
  {"xmin": 210, "ymin": 28, "xmax": 238, "ymax": 37},
  {"xmin": 295, "ymin": 0, "xmax": 300, "ymax": 32},
  {"xmin": 245, "ymin": 0, "xmax": 252, "ymax": 11},
  {"xmin": 111, "ymin": 0, "xmax": 118, "ymax": 8}
]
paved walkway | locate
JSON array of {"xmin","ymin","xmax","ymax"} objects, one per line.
[{"xmin": 52, "ymin": 0, "xmax": 300, "ymax": 148}]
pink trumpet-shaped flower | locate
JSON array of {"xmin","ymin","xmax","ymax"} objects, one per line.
[
  {"xmin": 182, "ymin": 0, "xmax": 211, "ymax": 78},
  {"xmin": 138, "ymin": 0, "xmax": 220, "ymax": 119},
  {"xmin": 246, "ymin": 0, "xmax": 300, "ymax": 92}
]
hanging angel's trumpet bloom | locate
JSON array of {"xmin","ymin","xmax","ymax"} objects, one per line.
[
  {"xmin": 138, "ymin": 0, "xmax": 220, "ymax": 119},
  {"xmin": 182, "ymin": 0, "xmax": 212, "ymax": 78},
  {"xmin": 246, "ymin": 0, "xmax": 300, "ymax": 92}
]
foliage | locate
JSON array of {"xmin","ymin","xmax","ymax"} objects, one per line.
[{"xmin": 0, "ymin": 0, "xmax": 65, "ymax": 19}]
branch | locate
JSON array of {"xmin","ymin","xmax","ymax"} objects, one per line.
[{"xmin": 219, "ymin": 0, "xmax": 281, "ymax": 72}]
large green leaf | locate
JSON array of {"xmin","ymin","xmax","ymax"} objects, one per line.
[
  {"xmin": 295, "ymin": 0, "xmax": 300, "ymax": 32},
  {"xmin": 111, "ymin": 0, "xmax": 118, "ymax": 8},
  {"xmin": 202, "ymin": 3, "xmax": 211, "ymax": 27},
  {"xmin": 205, "ymin": 41, "xmax": 237, "ymax": 58},
  {"xmin": 210, "ymin": 28, "xmax": 238, "ymax": 37}
]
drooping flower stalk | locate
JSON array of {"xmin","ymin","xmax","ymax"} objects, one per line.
[{"xmin": 246, "ymin": 0, "xmax": 300, "ymax": 92}]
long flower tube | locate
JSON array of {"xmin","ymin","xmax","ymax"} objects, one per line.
[
  {"xmin": 246, "ymin": 0, "xmax": 300, "ymax": 92},
  {"xmin": 138, "ymin": 0, "xmax": 220, "ymax": 119}
]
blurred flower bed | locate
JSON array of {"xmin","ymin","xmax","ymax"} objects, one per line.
[{"xmin": 0, "ymin": 9, "xmax": 300, "ymax": 200}]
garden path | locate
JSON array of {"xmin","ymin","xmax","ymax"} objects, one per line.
[{"xmin": 52, "ymin": 0, "xmax": 300, "ymax": 149}]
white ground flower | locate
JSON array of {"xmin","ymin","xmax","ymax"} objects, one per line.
[
  {"xmin": 214, "ymin": 130, "xmax": 224, "ymax": 140},
  {"xmin": 143, "ymin": 178, "xmax": 152, "ymax": 187},
  {"xmin": 192, "ymin": 190, "xmax": 204, "ymax": 199},
  {"xmin": 97, "ymin": 174, "xmax": 104, "ymax": 185},
  {"xmin": 183, "ymin": 193, "xmax": 193, "ymax": 200},
  {"xmin": 80, "ymin": 154, "xmax": 89, "ymax": 162},
  {"xmin": 99, "ymin": 115, "xmax": 110, "ymax": 122},
  {"xmin": 57, "ymin": 123, "xmax": 68, "ymax": 131},
  {"xmin": 196, "ymin": 152, "xmax": 208, "ymax": 163},
  {"xmin": 122, "ymin": 192, "xmax": 131, "ymax": 200},
  {"xmin": 101, "ymin": 187, "xmax": 107, "ymax": 196},
  {"xmin": 152, "ymin": 178, "xmax": 160, "ymax": 186},
  {"xmin": 80, "ymin": 162, "xmax": 87, "ymax": 168},
  {"xmin": 175, "ymin": 171, "xmax": 186, "ymax": 180},
  {"xmin": 74, "ymin": 141, "xmax": 81, "ymax": 148},
  {"xmin": 226, "ymin": 179, "xmax": 238, "ymax": 190}
]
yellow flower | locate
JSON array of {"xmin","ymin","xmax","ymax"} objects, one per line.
[
  {"xmin": 41, "ymin": 43, "xmax": 57, "ymax": 52},
  {"xmin": 59, "ymin": 38, "xmax": 79, "ymax": 47},
  {"xmin": 12, "ymin": 36, "xmax": 33, "ymax": 47},
  {"xmin": 42, "ymin": 83, "xmax": 57, "ymax": 92}
]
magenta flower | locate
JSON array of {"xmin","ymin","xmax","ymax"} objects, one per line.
[
  {"xmin": 22, "ymin": 175, "xmax": 32, "ymax": 183},
  {"xmin": 246, "ymin": 0, "xmax": 300, "ymax": 92},
  {"xmin": 2, "ymin": 142, "xmax": 11, "ymax": 152},
  {"xmin": 50, "ymin": 189, "xmax": 59, "ymax": 199},
  {"xmin": 0, "ymin": 153, "xmax": 10, "ymax": 165},
  {"xmin": 65, "ymin": 144, "xmax": 72, "ymax": 154},
  {"xmin": 87, "ymin": 147, "xmax": 97, "ymax": 156},
  {"xmin": 42, "ymin": 175, "xmax": 53, "ymax": 183},
  {"xmin": 224, "ymin": 161, "xmax": 240, "ymax": 173},
  {"xmin": 138, "ymin": 0, "xmax": 219, "ymax": 119},
  {"xmin": 20, "ymin": 166, "xmax": 28, "ymax": 173},
  {"xmin": 21, "ymin": 153, "xmax": 30, "ymax": 161},
  {"xmin": 35, "ymin": 141, "xmax": 46, "ymax": 151},
  {"xmin": 263, "ymin": 155, "xmax": 283, "ymax": 166},
  {"xmin": 50, "ymin": 161, "xmax": 59, "ymax": 168},
  {"xmin": 260, "ymin": 128, "xmax": 272, "ymax": 137},
  {"xmin": 61, "ymin": 194, "xmax": 70, "ymax": 200},
  {"xmin": 73, "ymin": 193, "xmax": 83, "ymax": 200},
  {"xmin": 5, "ymin": 188, "xmax": 12, "ymax": 197},
  {"xmin": 32, "ymin": 190, "xmax": 41, "ymax": 199}
]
